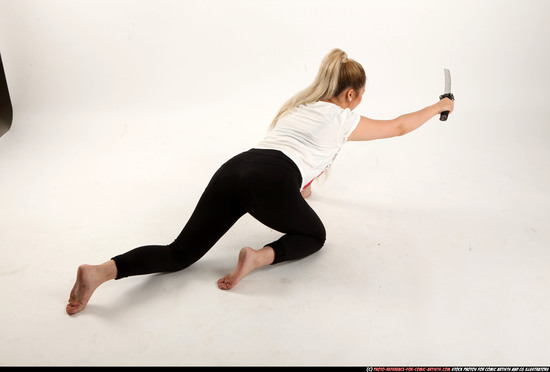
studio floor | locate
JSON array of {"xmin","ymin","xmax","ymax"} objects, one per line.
[{"xmin": 1, "ymin": 105, "xmax": 548, "ymax": 366}]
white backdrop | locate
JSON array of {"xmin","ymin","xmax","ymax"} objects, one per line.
[{"xmin": 1, "ymin": 0, "xmax": 549, "ymax": 366}]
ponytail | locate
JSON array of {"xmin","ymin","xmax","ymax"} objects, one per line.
[{"xmin": 270, "ymin": 48, "xmax": 366, "ymax": 130}]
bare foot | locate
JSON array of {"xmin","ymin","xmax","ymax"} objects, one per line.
[
  {"xmin": 217, "ymin": 246, "xmax": 274, "ymax": 290},
  {"xmin": 66, "ymin": 261, "xmax": 117, "ymax": 315}
]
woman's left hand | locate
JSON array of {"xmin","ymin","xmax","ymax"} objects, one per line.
[{"xmin": 301, "ymin": 185, "xmax": 312, "ymax": 199}]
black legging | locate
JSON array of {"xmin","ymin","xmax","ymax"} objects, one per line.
[{"xmin": 112, "ymin": 149, "xmax": 326, "ymax": 279}]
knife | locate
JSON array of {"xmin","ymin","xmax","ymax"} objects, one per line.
[{"xmin": 439, "ymin": 68, "xmax": 454, "ymax": 121}]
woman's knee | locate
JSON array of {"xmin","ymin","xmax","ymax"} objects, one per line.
[
  {"xmin": 312, "ymin": 233, "xmax": 326, "ymax": 254},
  {"xmin": 315, "ymin": 223, "xmax": 327, "ymax": 247}
]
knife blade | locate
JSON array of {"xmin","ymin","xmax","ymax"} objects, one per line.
[{"xmin": 439, "ymin": 68, "xmax": 454, "ymax": 121}]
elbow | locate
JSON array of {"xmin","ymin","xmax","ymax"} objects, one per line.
[{"xmin": 395, "ymin": 119, "xmax": 407, "ymax": 136}]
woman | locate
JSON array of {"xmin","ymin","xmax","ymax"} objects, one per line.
[{"xmin": 66, "ymin": 48, "xmax": 454, "ymax": 315}]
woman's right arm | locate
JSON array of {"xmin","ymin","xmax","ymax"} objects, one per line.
[{"xmin": 347, "ymin": 98, "xmax": 454, "ymax": 142}]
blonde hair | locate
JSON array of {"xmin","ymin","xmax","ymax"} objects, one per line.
[{"xmin": 270, "ymin": 48, "xmax": 366, "ymax": 130}]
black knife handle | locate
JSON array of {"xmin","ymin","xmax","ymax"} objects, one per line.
[{"xmin": 439, "ymin": 93, "xmax": 454, "ymax": 121}]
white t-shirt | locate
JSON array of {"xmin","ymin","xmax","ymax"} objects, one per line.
[{"xmin": 256, "ymin": 101, "xmax": 361, "ymax": 190}]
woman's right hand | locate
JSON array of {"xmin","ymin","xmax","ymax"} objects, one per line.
[{"xmin": 438, "ymin": 97, "xmax": 455, "ymax": 115}]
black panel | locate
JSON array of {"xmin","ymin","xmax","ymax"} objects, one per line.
[{"xmin": 0, "ymin": 52, "xmax": 13, "ymax": 138}]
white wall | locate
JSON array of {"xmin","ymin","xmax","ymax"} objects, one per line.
[{"xmin": 1, "ymin": 0, "xmax": 549, "ymax": 366}]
